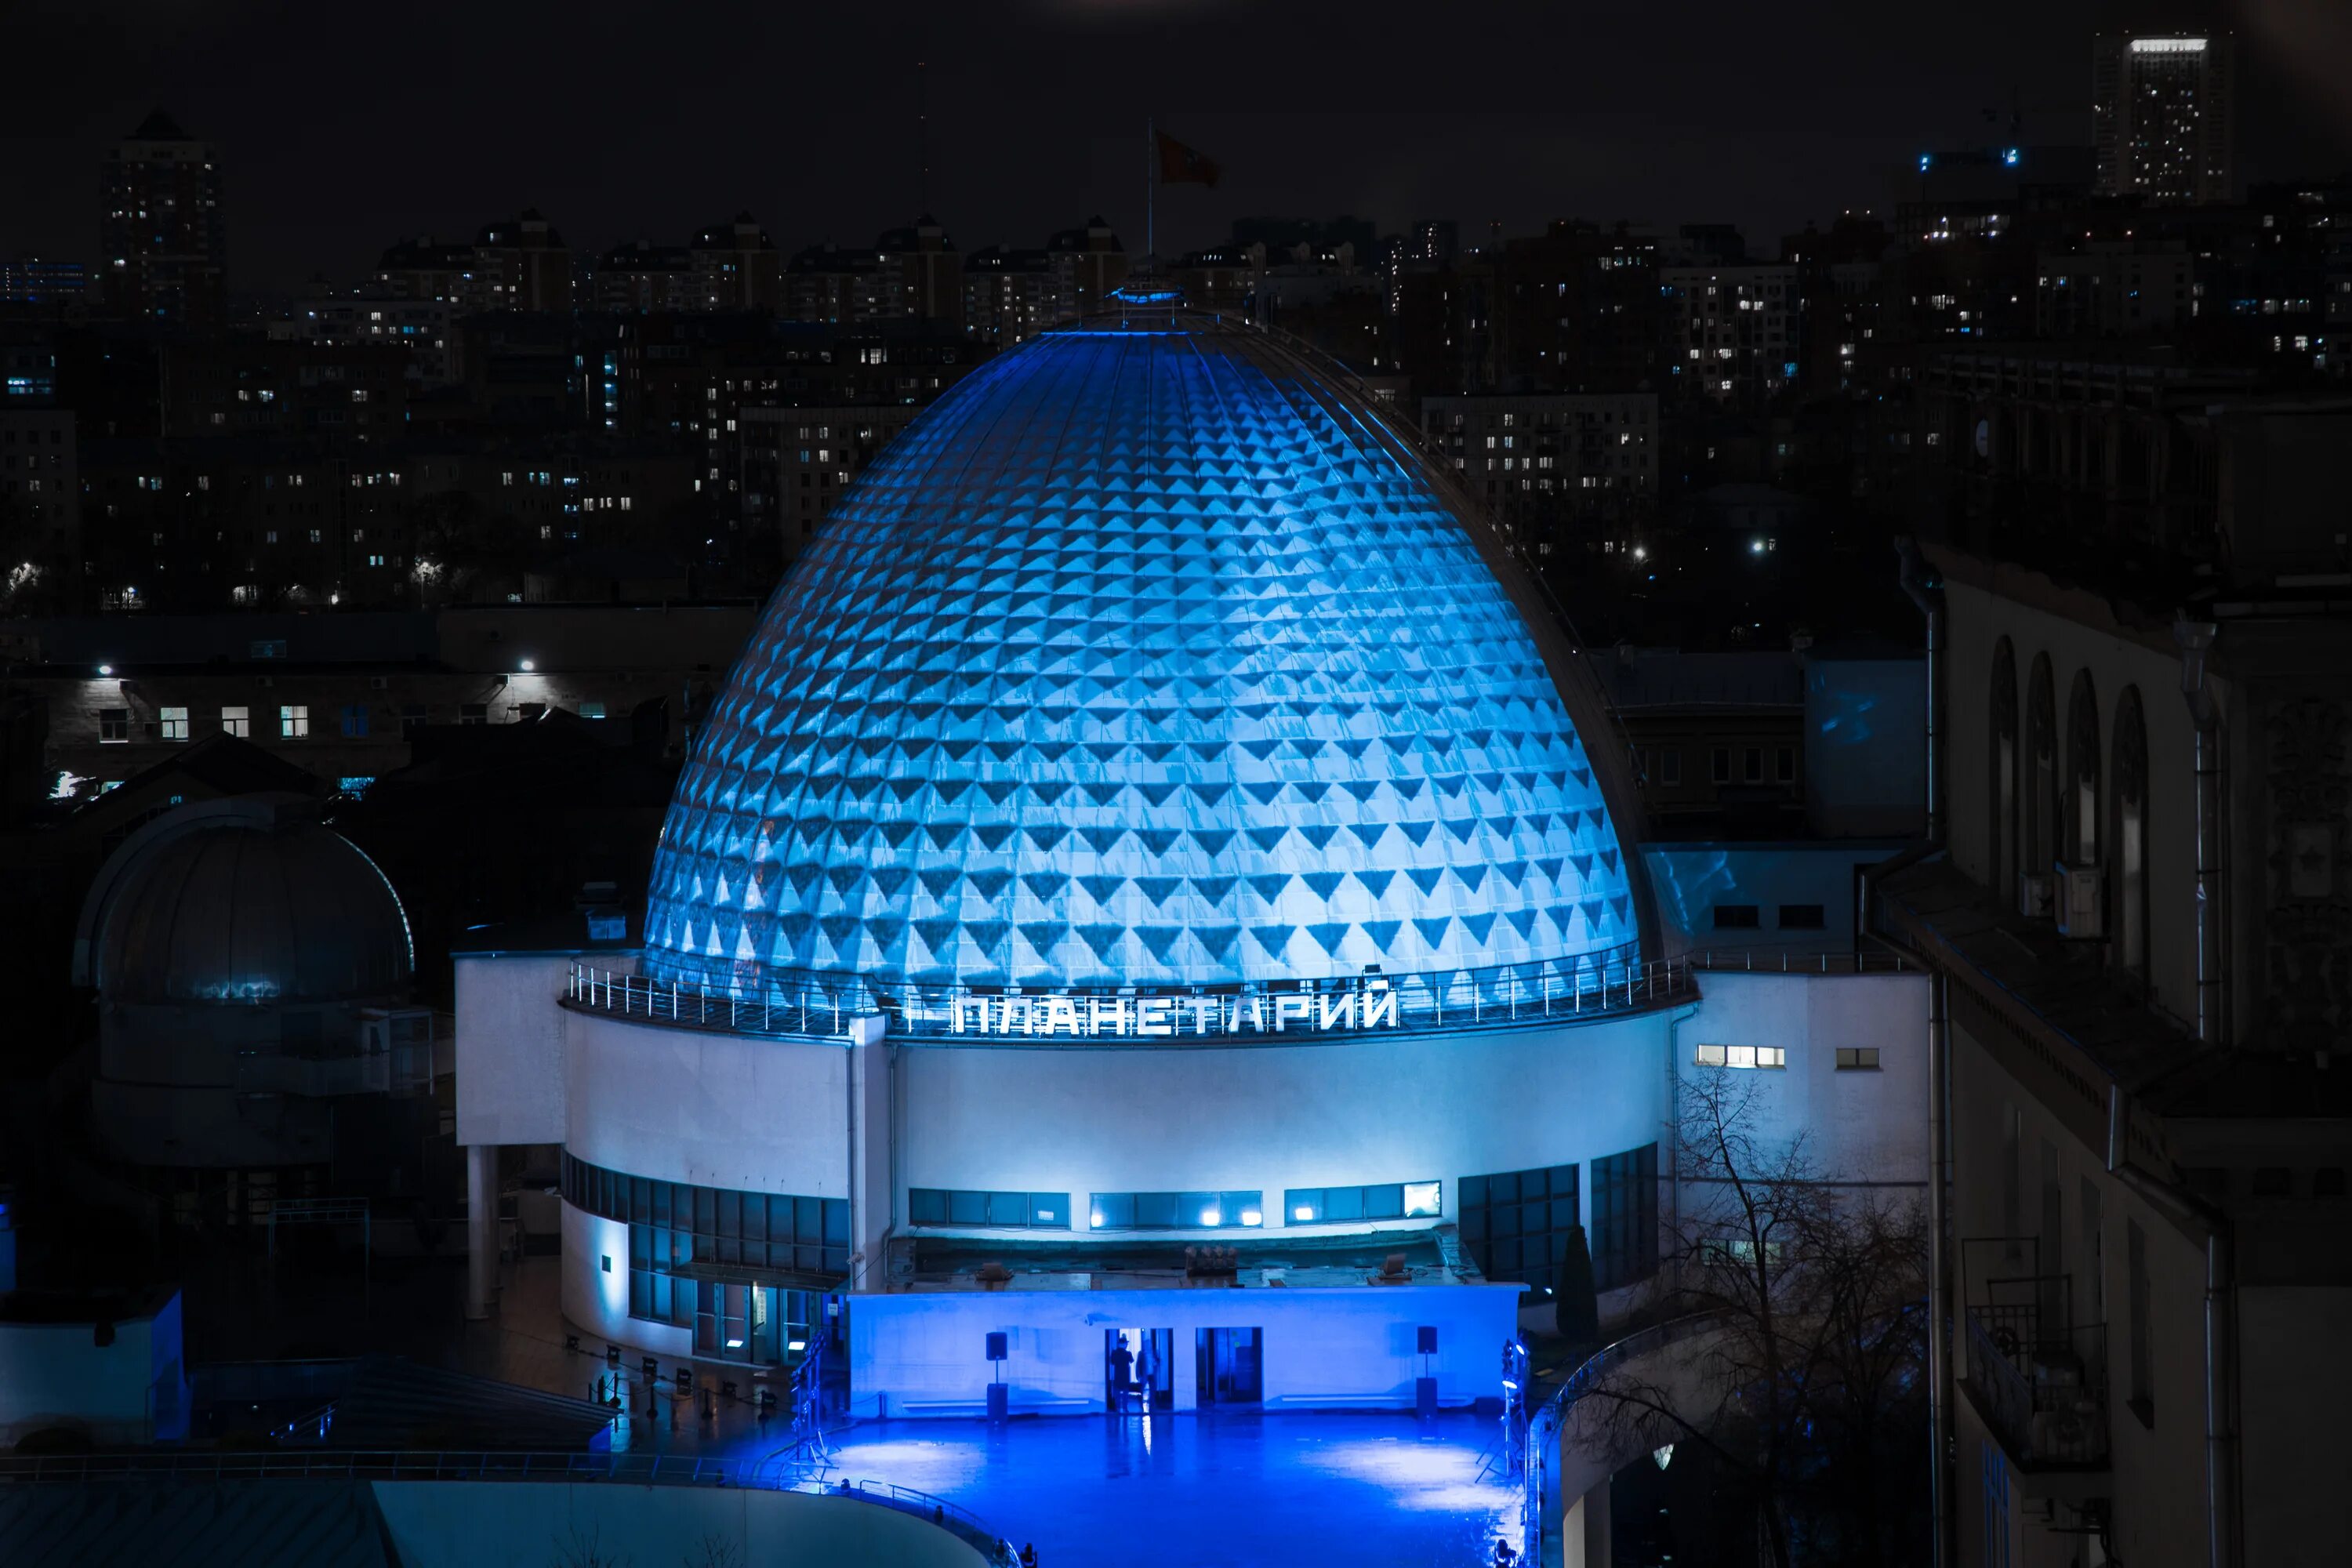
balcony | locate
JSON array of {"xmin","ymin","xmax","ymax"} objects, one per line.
[{"xmin": 1958, "ymin": 1240, "xmax": 2110, "ymax": 1478}]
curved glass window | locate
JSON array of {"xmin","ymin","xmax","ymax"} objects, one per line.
[{"xmin": 561, "ymin": 1152, "xmax": 849, "ymax": 1327}]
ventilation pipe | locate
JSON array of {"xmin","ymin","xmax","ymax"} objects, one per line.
[
  {"xmin": 1897, "ymin": 538, "xmax": 1946, "ymax": 845},
  {"xmin": 2174, "ymin": 622, "xmax": 2224, "ymax": 1045},
  {"xmin": 1925, "ymin": 972, "xmax": 1956, "ymax": 1568},
  {"xmin": 2107, "ymin": 1086, "xmax": 2238, "ymax": 1568},
  {"xmin": 1891, "ymin": 537, "xmax": 1955, "ymax": 1568}
]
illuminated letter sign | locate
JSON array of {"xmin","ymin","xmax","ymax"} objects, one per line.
[{"xmin": 954, "ymin": 982, "xmax": 1396, "ymax": 1040}]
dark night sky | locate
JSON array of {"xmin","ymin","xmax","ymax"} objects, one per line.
[{"xmin": 5, "ymin": 0, "xmax": 2349, "ymax": 291}]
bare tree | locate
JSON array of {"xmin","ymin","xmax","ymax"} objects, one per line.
[
  {"xmin": 1571, "ymin": 1068, "xmax": 1929, "ymax": 1568},
  {"xmin": 548, "ymin": 1515, "xmax": 630, "ymax": 1568},
  {"xmin": 678, "ymin": 1535, "xmax": 742, "ymax": 1568}
]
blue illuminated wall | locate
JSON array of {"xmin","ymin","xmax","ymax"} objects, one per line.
[{"xmin": 642, "ymin": 322, "xmax": 1640, "ymax": 996}]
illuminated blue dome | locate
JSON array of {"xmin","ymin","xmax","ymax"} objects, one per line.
[{"xmin": 643, "ymin": 318, "xmax": 1639, "ymax": 998}]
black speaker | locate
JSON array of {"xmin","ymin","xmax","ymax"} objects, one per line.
[
  {"xmin": 1417, "ymin": 1326, "xmax": 1438, "ymax": 1355},
  {"xmin": 985, "ymin": 1331, "xmax": 1008, "ymax": 1361}
]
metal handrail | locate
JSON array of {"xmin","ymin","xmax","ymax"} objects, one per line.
[
  {"xmin": 1520, "ymin": 1312, "xmax": 1727, "ymax": 1560},
  {"xmin": 0, "ymin": 1449, "xmax": 1019, "ymax": 1565},
  {"xmin": 564, "ymin": 949, "xmax": 1696, "ymax": 1044},
  {"xmin": 1681, "ymin": 947, "xmax": 1919, "ymax": 975}
]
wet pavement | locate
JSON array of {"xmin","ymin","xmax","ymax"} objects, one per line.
[
  {"xmin": 187, "ymin": 1250, "xmax": 1526, "ymax": 1564},
  {"xmin": 813, "ymin": 1411, "xmax": 1525, "ymax": 1568}
]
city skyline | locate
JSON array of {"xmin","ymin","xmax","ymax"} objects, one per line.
[
  {"xmin": 6, "ymin": 1, "xmax": 2350, "ymax": 292},
  {"xmin": 5, "ymin": 9, "xmax": 2352, "ymax": 1564}
]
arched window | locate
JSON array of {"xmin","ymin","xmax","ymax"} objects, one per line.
[
  {"xmin": 1989, "ymin": 638, "xmax": 2018, "ymax": 903},
  {"xmin": 2111, "ymin": 687, "xmax": 2151, "ymax": 984},
  {"xmin": 2066, "ymin": 670, "xmax": 2100, "ymax": 865},
  {"xmin": 2024, "ymin": 653, "xmax": 2057, "ymax": 878}
]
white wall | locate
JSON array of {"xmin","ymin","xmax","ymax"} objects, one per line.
[
  {"xmin": 1679, "ymin": 972, "xmax": 1930, "ymax": 1185},
  {"xmin": 0, "ymin": 1294, "xmax": 186, "ymax": 1446},
  {"xmin": 560, "ymin": 1200, "xmax": 689, "ymax": 1363},
  {"xmin": 895, "ymin": 1012, "xmax": 1673, "ymax": 1238},
  {"xmin": 372, "ymin": 1479, "xmax": 989, "ymax": 1568},
  {"xmin": 565, "ymin": 1010, "xmax": 851, "ymax": 1198},
  {"xmin": 455, "ymin": 952, "xmax": 582, "ymax": 1147},
  {"xmin": 850, "ymin": 1283, "xmax": 1521, "ymax": 1415}
]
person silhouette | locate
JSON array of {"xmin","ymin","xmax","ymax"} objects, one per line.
[{"xmin": 1108, "ymin": 1335, "xmax": 1135, "ymax": 1412}]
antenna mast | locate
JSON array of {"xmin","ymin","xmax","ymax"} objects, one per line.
[{"xmin": 917, "ymin": 56, "xmax": 930, "ymax": 215}]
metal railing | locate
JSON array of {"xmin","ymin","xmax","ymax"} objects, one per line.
[
  {"xmin": 565, "ymin": 950, "xmax": 1696, "ymax": 1044},
  {"xmin": 0, "ymin": 1449, "xmax": 1019, "ymax": 1566},
  {"xmin": 1962, "ymin": 1307, "xmax": 2110, "ymax": 1470},
  {"xmin": 1521, "ymin": 1312, "xmax": 1726, "ymax": 1560},
  {"xmin": 1682, "ymin": 947, "xmax": 1919, "ymax": 975}
]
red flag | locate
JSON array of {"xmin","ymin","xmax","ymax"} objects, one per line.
[{"xmin": 1156, "ymin": 132, "xmax": 1221, "ymax": 188}]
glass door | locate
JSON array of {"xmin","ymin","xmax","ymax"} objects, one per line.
[
  {"xmin": 695, "ymin": 1283, "xmax": 804, "ymax": 1365},
  {"xmin": 1194, "ymin": 1327, "xmax": 1263, "ymax": 1404}
]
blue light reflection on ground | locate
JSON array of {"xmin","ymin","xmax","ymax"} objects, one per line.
[{"xmin": 820, "ymin": 1412, "xmax": 1523, "ymax": 1567}]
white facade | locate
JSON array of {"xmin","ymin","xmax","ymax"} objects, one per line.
[
  {"xmin": 1898, "ymin": 543, "xmax": 2352, "ymax": 1566},
  {"xmin": 851, "ymin": 1283, "xmax": 1522, "ymax": 1417},
  {"xmin": 0, "ymin": 1290, "xmax": 190, "ymax": 1446},
  {"xmin": 456, "ymin": 949, "xmax": 1932, "ymax": 1410}
]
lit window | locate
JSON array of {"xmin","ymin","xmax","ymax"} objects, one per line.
[
  {"xmin": 160, "ymin": 706, "xmax": 190, "ymax": 741},
  {"xmin": 1694, "ymin": 1044, "xmax": 1786, "ymax": 1069},
  {"xmin": 280, "ymin": 706, "xmax": 310, "ymax": 739},
  {"xmin": 220, "ymin": 706, "xmax": 250, "ymax": 737}
]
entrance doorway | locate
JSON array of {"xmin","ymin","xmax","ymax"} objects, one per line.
[
  {"xmin": 1195, "ymin": 1327, "xmax": 1263, "ymax": 1405},
  {"xmin": 694, "ymin": 1282, "xmax": 815, "ymax": 1366},
  {"xmin": 1103, "ymin": 1327, "xmax": 1174, "ymax": 1413}
]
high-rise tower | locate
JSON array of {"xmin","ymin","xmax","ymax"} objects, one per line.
[
  {"xmin": 100, "ymin": 111, "xmax": 226, "ymax": 328},
  {"xmin": 2093, "ymin": 33, "xmax": 2234, "ymax": 205}
]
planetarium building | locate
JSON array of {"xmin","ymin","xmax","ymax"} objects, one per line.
[{"xmin": 457, "ymin": 293, "xmax": 1755, "ymax": 1417}]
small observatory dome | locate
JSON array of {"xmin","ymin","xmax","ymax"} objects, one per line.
[{"xmin": 80, "ymin": 799, "xmax": 414, "ymax": 1005}]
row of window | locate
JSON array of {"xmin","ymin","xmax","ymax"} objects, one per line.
[
  {"xmin": 96, "ymin": 699, "xmax": 612, "ymax": 743},
  {"xmin": 905, "ymin": 1179, "xmax": 1458, "ymax": 1233},
  {"xmin": 1287, "ymin": 1181, "xmax": 1442, "ymax": 1224},
  {"xmin": 1091, "ymin": 1191, "xmax": 1264, "ymax": 1231},
  {"xmin": 1691, "ymin": 1043, "xmax": 1882, "ymax": 1071},
  {"xmin": 908, "ymin": 1189, "xmax": 1067, "ymax": 1229},
  {"xmin": 1711, "ymin": 902, "xmax": 1825, "ymax": 931},
  {"xmin": 1635, "ymin": 746, "xmax": 1798, "ymax": 789}
]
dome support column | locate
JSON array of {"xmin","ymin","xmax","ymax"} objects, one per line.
[
  {"xmin": 848, "ymin": 1014, "xmax": 893, "ymax": 1294},
  {"xmin": 465, "ymin": 1142, "xmax": 499, "ymax": 1319}
]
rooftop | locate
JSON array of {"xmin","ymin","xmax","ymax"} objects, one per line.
[{"xmin": 1875, "ymin": 856, "xmax": 2352, "ymax": 1123}]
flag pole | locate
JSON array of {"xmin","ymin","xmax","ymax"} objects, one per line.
[{"xmin": 1145, "ymin": 116, "xmax": 1156, "ymax": 270}]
